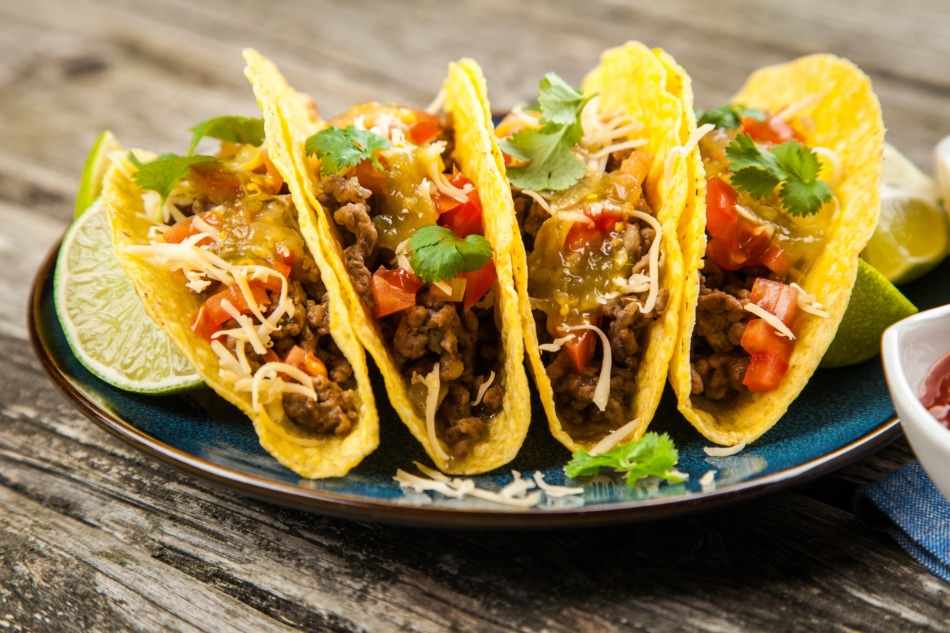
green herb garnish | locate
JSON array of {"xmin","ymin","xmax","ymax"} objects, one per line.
[
  {"xmin": 564, "ymin": 432, "xmax": 685, "ymax": 487},
  {"xmin": 695, "ymin": 104, "xmax": 767, "ymax": 130},
  {"xmin": 305, "ymin": 126, "xmax": 392, "ymax": 176},
  {"xmin": 187, "ymin": 115, "xmax": 265, "ymax": 155},
  {"xmin": 726, "ymin": 133, "xmax": 833, "ymax": 217},
  {"xmin": 407, "ymin": 225, "xmax": 493, "ymax": 284},
  {"xmin": 129, "ymin": 152, "xmax": 217, "ymax": 204},
  {"xmin": 500, "ymin": 72, "xmax": 592, "ymax": 192}
]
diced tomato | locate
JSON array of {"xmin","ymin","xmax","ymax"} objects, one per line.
[
  {"xmin": 564, "ymin": 208, "xmax": 625, "ymax": 252},
  {"xmin": 758, "ymin": 243, "xmax": 792, "ymax": 277},
  {"xmin": 370, "ymin": 266, "xmax": 424, "ymax": 318},
  {"xmin": 560, "ymin": 313, "xmax": 603, "ymax": 374},
  {"xmin": 705, "ymin": 235, "xmax": 747, "ymax": 270},
  {"xmin": 742, "ymin": 351, "xmax": 789, "ymax": 392},
  {"xmin": 459, "ymin": 260, "xmax": 497, "ymax": 311},
  {"xmin": 749, "ymin": 278, "xmax": 799, "ymax": 327},
  {"xmin": 437, "ymin": 174, "xmax": 484, "ymax": 239},
  {"xmin": 283, "ymin": 345, "xmax": 327, "ymax": 378},
  {"xmin": 190, "ymin": 280, "xmax": 272, "ymax": 340},
  {"xmin": 188, "ymin": 161, "xmax": 243, "ymax": 205},
  {"xmin": 741, "ymin": 113, "xmax": 799, "ymax": 146},
  {"xmin": 705, "ymin": 177, "xmax": 739, "ymax": 237},
  {"xmin": 409, "ymin": 110, "xmax": 443, "ymax": 145},
  {"xmin": 352, "ymin": 158, "xmax": 387, "ymax": 196},
  {"xmin": 618, "ymin": 151, "xmax": 653, "ymax": 185},
  {"xmin": 163, "ymin": 211, "xmax": 222, "ymax": 245},
  {"xmin": 740, "ymin": 318, "xmax": 794, "ymax": 361}
]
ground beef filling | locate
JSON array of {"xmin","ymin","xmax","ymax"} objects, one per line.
[
  {"xmin": 318, "ymin": 174, "xmax": 504, "ymax": 460},
  {"xmin": 688, "ymin": 259, "xmax": 772, "ymax": 401},
  {"xmin": 515, "ymin": 190, "xmax": 668, "ymax": 443},
  {"xmin": 192, "ymin": 223, "xmax": 360, "ymax": 437}
]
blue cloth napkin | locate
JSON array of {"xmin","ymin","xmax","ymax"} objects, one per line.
[{"xmin": 854, "ymin": 460, "xmax": 950, "ymax": 582}]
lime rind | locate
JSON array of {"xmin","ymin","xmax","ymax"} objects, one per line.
[
  {"xmin": 75, "ymin": 130, "xmax": 124, "ymax": 218},
  {"xmin": 821, "ymin": 258, "xmax": 918, "ymax": 368},
  {"xmin": 54, "ymin": 200, "xmax": 203, "ymax": 394}
]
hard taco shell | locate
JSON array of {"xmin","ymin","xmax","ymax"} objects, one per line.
[{"xmin": 670, "ymin": 54, "xmax": 885, "ymax": 445}]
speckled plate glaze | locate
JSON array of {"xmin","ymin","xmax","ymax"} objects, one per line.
[{"xmin": 29, "ymin": 242, "xmax": 950, "ymax": 528}]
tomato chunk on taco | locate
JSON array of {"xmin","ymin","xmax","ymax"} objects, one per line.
[
  {"xmin": 670, "ymin": 54, "xmax": 885, "ymax": 446},
  {"xmin": 244, "ymin": 50, "xmax": 530, "ymax": 475}
]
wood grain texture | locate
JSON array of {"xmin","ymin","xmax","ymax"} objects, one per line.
[{"xmin": 2, "ymin": 0, "xmax": 950, "ymax": 630}]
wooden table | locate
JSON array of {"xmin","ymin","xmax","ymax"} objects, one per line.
[{"xmin": 4, "ymin": 0, "xmax": 950, "ymax": 630}]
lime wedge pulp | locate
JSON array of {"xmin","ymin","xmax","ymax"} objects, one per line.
[
  {"xmin": 54, "ymin": 197, "xmax": 203, "ymax": 393},
  {"xmin": 861, "ymin": 143, "xmax": 949, "ymax": 285}
]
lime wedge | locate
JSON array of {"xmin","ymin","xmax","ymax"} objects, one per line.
[
  {"xmin": 821, "ymin": 258, "xmax": 918, "ymax": 368},
  {"xmin": 861, "ymin": 143, "xmax": 949, "ymax": 285},
  {"xmin": 935, "ymin": 134, "xmax": 950, "ymax": 223},
  {"xmin": 75, "ymin": 130, "xmax": 124, "ymax": 218},
  {"xmin": 54, "ymin": 199, "xmax": 203, "ymax": 393}
]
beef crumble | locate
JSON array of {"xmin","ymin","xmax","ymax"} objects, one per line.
[
  {"xmin": 687, "ymin": 258, "xmax": 773, "ymax": 401},
  {"xmin": 317, "ymin": 170, "xmax": 503, "ymax": 460}
]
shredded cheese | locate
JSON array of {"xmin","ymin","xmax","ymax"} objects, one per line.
[
  {"xmin": 790, "ymin": 282, "xmax": 831, "ymax": 318},
  {"xmin": 412, "ymin": 363, "xmax": 450, "ymax": 462},
  {"xmin": 664, "ymin": 123, "xmax": 715, "ymax": 182},
  {"xmin": 521, "ymin": 189, "xmax": 552, "ymax": 215},
  {"xmin": 472, "ymin": 371, "xmax": 496, "ymax": 406},
  {"xmin": 392, "ymin": 462, "xmax": 583, "ymax": 508},
  {"xmin": 626, "ymin": 209, "xmax": 663, "ymax": 314},
  {"xmin": 589, "ymin": 417, "xmax": 641, "ymax": 455},
  {"xmin": 532, "ymin": 472, "xmax": 585, "ymax": 497},
  {"xmin": 744, "ymin": 303, "xmax": 796, "ymax": 340},
  {"xmin": 812, "ymin": 146, "xmax": 842, "ymax": 186},
  {"xmin": 703, "ymin": 441, "xmax": 746, "ymax": 457},
  {"xmin": 699, "ymin": 470, "xmax": 717, "ymax": 491}
]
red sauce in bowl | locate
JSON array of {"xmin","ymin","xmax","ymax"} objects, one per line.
[{"xmin": 920, "ymin": 351, "xmax": 950, "ymax": 428}]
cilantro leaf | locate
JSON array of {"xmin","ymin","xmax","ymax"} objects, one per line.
[
  {"xmin": 537, "ymin": 72, "xmax": 590, "ymax": 125},
  {"xmin": 500, "ymin": 72, "xmax": 591, "ymax": 192},
  {"xmin": 501, "ymin": 123, "xmax": 587, "ymax": 191},
  {"xmin": 564, "ymin": 432, "xmax": 684, "ymax": 487},
  {"xmin": 725, "ymin": 134, "xmax": 832, "ymax": 216},
  {"xmin": 695, "ymin": 104, "xmax": 767, "ymax": 130},
  {"xmin": 130, "ymin": 152, "xmax": 218, "ymax": 202},
  {"xmin": 187, "ymin": 115, "xmax": 265, "ymax": 155},
  {"xmin": 305, "ymin": 126, "xmax": 392, "ymax": 176},
  {"xmin": 408, "ymin": 225, "xmax": 493, "ymax": 284}
]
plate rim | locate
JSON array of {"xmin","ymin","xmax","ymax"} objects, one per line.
[{"xmin": 28, "ymin": 239, "xmax": 902, "ymax": 529}]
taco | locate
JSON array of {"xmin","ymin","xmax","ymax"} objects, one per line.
[
  {"xmin": 494, "ymin": 41, "xmax": 701, "ymax": 453},
  {"xmin": 242, "ymin": 49, "xmax": 531, "ymax": 475},
  {"xmin": 104, "ymin": 90, "xmax": 379, "ymax": 478},
  {"xmin": 670, "ymin": 54, "xmax": 885, "ymax": 446}
]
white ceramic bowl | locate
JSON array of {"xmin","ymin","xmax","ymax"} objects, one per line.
[{"xmin": 882, "ymin": 303, "xmax": 950, "ymax": 500}]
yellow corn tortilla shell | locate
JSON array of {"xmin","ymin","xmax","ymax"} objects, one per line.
[
  {"xmin": 104, "ymin": 138, "xmax": 379, "ymax": 479},
  {"xmin": 243, "ymin": 49, "xmax": 531, "ymax": 475},
  {"xmin": 509, "ymin": 41, "xmax": 697, "ymax": 453},
  {"xmin": 670, "ymin": 54, "xmax": 885, "ymax": 446}
]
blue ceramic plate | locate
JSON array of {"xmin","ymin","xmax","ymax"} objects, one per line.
[{"xmin": 29, "ymin": 242, "xmax": 950, "ymax": 528}]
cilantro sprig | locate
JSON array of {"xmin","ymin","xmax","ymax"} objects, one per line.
[
  {"xmin": 695, "ymin": 104, "xmax": 767, "ymax": 130},
  {"xmin": 131, "ymin": 115, "xmax": 265, "ymax": 209},
  {"xmin": 564, "ymin": 432, "xmax": 685, "ymax": 488},
  {"xmin": 500, "ymin": 72, "xmax": 592, "ymax": 192},
  {"xmin": 305, "ymin": 126, "xmax": 392, "ymax": 176},
  {"xmin": 129, "ymin": 153, "xmax": 217, "ymax": 202},
  {"xmin": 726, "ymin": 133, "xmax": 832, "ymax": 216},
  {"xmin": 407, "ymin": 225, "xmax": 493, "ymax": 284}
]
